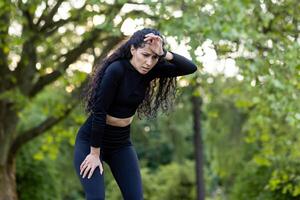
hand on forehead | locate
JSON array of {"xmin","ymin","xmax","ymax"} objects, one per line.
[
  {"xmin": 144, "ymin": 33, "xmax": 162, "ymax": 41},
  {"xmin": 142, "ymin": 43, "xmax": 157, "ymax": 55},
  {"xmin": 144, "ymin": 34, "xmax": 163, "ymax": 52}
]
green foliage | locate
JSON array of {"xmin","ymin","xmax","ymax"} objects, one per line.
[
  {"xmin": 171, "ymin": 0, "xmax": 300, "ymax": 199},
  {"xmin": 142, "ymin": 160, "xmax": 196, "ymax": 200},
  {"xmin": 16, "ymin": 129, "xmax": 84, "ymax": 200},
  {"xmin": 16, "ymin": 140, "xmax": 61, "ymax": 200},
  {"xmin": 132, "ymin": 87, "xmax": 195, "ymax": 169},
  {"xmin": 0, "ymin": 88, "xmax": 29, "ymax": 111},
  {"xmin": 2, "ymin": 0, "xmax": 298, "ymax": 199}
]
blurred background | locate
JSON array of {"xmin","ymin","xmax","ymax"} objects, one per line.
[{"xmin": 0, "ymin": 0, "xmax": 299, "ymax": 199}]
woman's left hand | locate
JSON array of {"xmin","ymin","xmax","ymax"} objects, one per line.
[
  {"xmin": 144, "ymin": 33, "xmax": 164, "ymax": 56},
  {"xmin": 80, "ymin": 153, "xmax": 103, "ymax": 179}
]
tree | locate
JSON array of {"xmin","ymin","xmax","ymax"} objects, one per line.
[
  {"xmin": 191, "ymin": 85, "xmax": 205, "ymax": 200},
  {"xmin": 0, "ymin": 0, "xmax": 161, "ymax": 199},
  {"xmin": 177, "ymin": 0, "xmax": 299, "ymax": 198},
  {"xmin": 1, "ymin": 0, "xmax": 212, "ymax": 199}
]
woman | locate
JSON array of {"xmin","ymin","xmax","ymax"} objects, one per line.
[{"xmin": 73, "ymin": 28, "xmax": 197, "ymax": 200}]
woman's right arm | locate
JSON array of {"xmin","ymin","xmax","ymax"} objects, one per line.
[
  {"xmin": 80, "ymin": 62, "xmax": 124, "ymax": 179},
  {"xmin": 90, "ymin": 62, "xmax": 124, "ymax": 148}
]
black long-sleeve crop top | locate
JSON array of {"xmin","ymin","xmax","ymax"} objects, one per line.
[{"xmin": 86, "ymin": 52, "xmax": 197, "ymax": 147}]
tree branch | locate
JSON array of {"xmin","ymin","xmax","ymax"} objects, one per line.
[
  {"xmin": 43, "ymin": 15, "xmax": 80, "ymax": 37},
  {"xmin": 0, "ymin": 10, "xmax": 12, "ymax": 91},
  {"xmin": 7, "ymin": 79, "xmax": 88, "ymax": 164},
  {"xmin": 28, "ymin": 31, "xmax": 123, "ymax": 97},
  {"xmin": 39, "ymin": 0, "xmax": 65, "ymax": 31},
  {"xmin": 7, "ymin": 104, "xmax": 75, "ymax": 164},
  {"xmin": 17, "ymin": 1, "xmax": 37, "ymax": 31},
  {"xmin": 92, "ymin": 35, "xmax": 125, "ymax": 67},
  {"xmin": 14, "ymin": 36, "xmax": 38, "ymax": 95},
  {"xmin": 21, "ymin": 8, "xmax": 36, "ymax": 31},
  {"xmin": 40, "ymin": 2, "xmax": 87, "ymax": 34},
  {"xmin": 36, "ymin": 1, "xmax": 50, "ymax": 26}
]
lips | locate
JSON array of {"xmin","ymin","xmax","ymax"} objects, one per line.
[
  {"xmin": 142, "ymin": 69, "xmax": 148, "ymax": 73},
  {"xmin": 142, "ymin": 66, "xmax": 150, "ymax": 70},
  {"xmin": 140, "ymin": 65, "xmax": 151, "ymax": 74}
]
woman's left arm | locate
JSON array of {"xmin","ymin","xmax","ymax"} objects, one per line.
[{"xmin": 153, "ymin": 51, "xmax": 197, "ymax": 78}]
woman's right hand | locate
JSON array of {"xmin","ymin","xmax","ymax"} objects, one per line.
[
  {"xmin": 80, "ymin": 153, "xmax": 104, "ymax": 179},
  {"xmin": 144, "ymin": 33, "xmax": 164, "ymax": 56}
]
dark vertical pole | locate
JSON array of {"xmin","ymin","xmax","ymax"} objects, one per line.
[{"xmin": 192, "ymin": 94, "xmax": 205, "ymax": 200}]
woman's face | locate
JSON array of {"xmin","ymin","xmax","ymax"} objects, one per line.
[{"xmin": 130, "ymin": 43, "xmax": 159, "ymax": 75}]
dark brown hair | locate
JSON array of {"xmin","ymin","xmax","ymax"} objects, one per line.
[{"xmin": 84, "ymin": 28, "xmax": 177, "ymax": 119}]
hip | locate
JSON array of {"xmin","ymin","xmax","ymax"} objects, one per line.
[{"xmin": 75, "ymin": 123, "xmax": 132, "ymax": 149}]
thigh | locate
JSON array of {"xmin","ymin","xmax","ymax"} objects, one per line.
[
  {"xmin": 105, "ymin": 145, "xmax": 143, "ymax": 200},
  {"xmin": 73, "ymin": 132, "xmax": 105, "ymax": 200}
]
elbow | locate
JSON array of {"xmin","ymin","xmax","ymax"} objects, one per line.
[
  {"xmin": 188, "ymin": 63, "xmax": 197, "ymax": 74},
  {"xmin": 181, "ymin": 64, "xmax": 197, "ymax": 76}
]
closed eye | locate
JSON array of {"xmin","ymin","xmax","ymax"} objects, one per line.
[{"xmin": 143, "ymin": 53, "xmax": 159, "ymax": 60}]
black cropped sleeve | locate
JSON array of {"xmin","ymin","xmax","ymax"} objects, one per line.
[
  {"xmin": 153, "ymin": 52, "xmax": 197, "ymax": 78},
  {"xmin": 90, "ymin": 62, "xmax": 124, "ymax": 148}
]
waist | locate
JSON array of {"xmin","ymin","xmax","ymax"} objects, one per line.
[
  {"xmin": 80, "ymin": 117, "xmax": 131, "ymax": 132},
  {"xmin": 78, "ymin": 120, "xmax": 132, "ymax": 148},
  {"xmin": 104, "ymin": 123, "xmax": 131, "ymax": 131},
  {"xmin": 106, "ymin": 114, "xmax": 134, "ymax": 127},
  {"xmin": 101, "ymin": 124, "xmax": 131, "ymax": 149}
]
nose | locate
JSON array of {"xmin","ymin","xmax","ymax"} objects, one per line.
[{"xmin": 145, "ymin": 57, "xmax": 153, "ymax": 67}]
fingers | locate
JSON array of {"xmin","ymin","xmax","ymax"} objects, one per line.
[
  {"xmin": 80, "ymin": 161, "xmax": 89, "ymax": 176},
  {"xmin": 144, "ymin": 37, "xmax": 161, "ymax": 43},
  {"xmin": 82, "ymin": 165, "xmax": 91, "ymax": 178},
  {"xmin": 81, "ymin": 163, "xmax": 96, "ymax": 179},
  {"xmin": 80, "ymin": 159, "xmax": 86, "ymax": 171},
  {"xmin": 80, "ymin": 157, "xmax": 103, "ymax": 179},
  {"xmin": 99, "ymin": 162, "xmax": 104, "ymax": 175},
  {"xmin": 87, "ymin": 161, "xmax": 103, "ymax": 178},
  {"xmin": 81, "ymin": 164, "xmax": 103, "ymax": 179},
  {"xmin": 88, "ymin": 166, "xmax": 96, "ymax": 179},
  {"xmin": 144, "ymin": 34, "xmax": 162, "ymax": 43},
  {"xmin": 145, "ymin": 33, "xmax": 160, "ymax": 39},
  {"xmin": 144, "ymin": 38, "xmax": 163, "ymax": 54},
  {"xmin": 144, "ymin": 34, "xmax": 164, "ymax": 55}
]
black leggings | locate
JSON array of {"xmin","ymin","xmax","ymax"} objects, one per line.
[{"xmin": 73, "ymin": 124, "xmax": 143, "ymax": 200}]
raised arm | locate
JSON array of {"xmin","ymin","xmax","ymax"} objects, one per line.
[
  {"xmin": 152, "ymin": 51, "xmax": 197, "ymax": 78},
  {"xmin": 90, "ymin": 62, "xmax": 124, "ymax": 148}
]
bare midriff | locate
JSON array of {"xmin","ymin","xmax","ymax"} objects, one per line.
[{"xmin": 106, "ymin": 114, "xmax": 134, "ymax": 127}]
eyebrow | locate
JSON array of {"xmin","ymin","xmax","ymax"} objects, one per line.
[{"xmin": 142, "ymin": 51, "xmax": 156, "ymax": 56}]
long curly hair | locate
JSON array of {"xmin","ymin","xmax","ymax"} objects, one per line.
[{"xmin": 84, "ymin": 28, "xmax": 177, "ymax": 119}]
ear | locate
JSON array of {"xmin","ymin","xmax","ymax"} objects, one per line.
[{"xmin": 130, "ymin": 45, "xmax": 136, "ymax": 55}]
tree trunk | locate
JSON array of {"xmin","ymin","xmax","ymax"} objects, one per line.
[
  {"xmin": 0, "ymin": 161, "xmax": 17, "ymax": 200},
  {"xmin": 192, "ymin": 95, "xmax": 205, "ymax": 200},
  {"xmin": 0, "ymin": 89, "xmax": 78, "ymax": 199},
  {"xmin": 0, "ymin": 101, "xmax": 19, "ymax": 200}
]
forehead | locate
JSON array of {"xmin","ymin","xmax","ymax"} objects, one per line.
[{"xmin": 138, "ymin": 43, "xmax": 156, "ymax": 54}]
